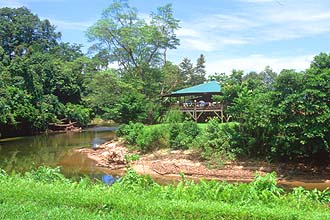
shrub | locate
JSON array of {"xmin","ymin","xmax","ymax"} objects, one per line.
[
  {"xmin": 182, "ymin": 121, "xmax": 200, "ymax": 139},
  {"xmin": 199, "ymin": 119, "xmax": 241, "ymax": 166},
  {"xmin": 118, "ymin": 168, "xmax": 155, "ymax": 190},
  {"xmin": 169, "ymin": 122, "xmax": 183, "ymax": 149},
  {"xmin": 64, "ymin": 103, "xmax": 91, "ymax": 126},
  {"xmin": 169, "ymin": 121, "xmax": 201, "ymax": 150},
  {"xmin": 251, "ymin": 172, "xmax": 284, "ymax": 198},
  {"xmin": 25, "ymin": 166, "xmax": 69, "ymax": 183},
  {"xmin": 290, "ymin": 186, "xmax": 330, "ymax": 204},
  {"xmin": 162, "ymin": 109, "xmax": 184, "ymax": 123},
  {"xmin": 116, "ymin": 124, "xmax": 129, "ymax": 137},
  {"xmin": 136, "ymin": 125, "xmax": 169, "ymax": 152},
  {"xmin": 116, "ymin": 122, "xmax": 145, "ymax": 145}
]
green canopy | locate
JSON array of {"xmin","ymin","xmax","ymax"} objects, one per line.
[{"xmin": 163, "ymin": 81, "xmax": 221, "ymax": 97}]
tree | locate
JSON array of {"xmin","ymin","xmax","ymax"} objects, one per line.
[
  {"xmin": 83, "ymin": 70, "xmax": 124, "ymax": 118},
  {"xmin": 50, "ymin": 43, "xmax": 84, "ymax": 62},
  {"xmin": 0, "ymin": 7, "xmax": 96, "ymax": 136},
  {"xmin": 242, "ymin": 71, "xmax": 263, "ymax": 91},
  {"xmin": 179, "ymin": 57, "xmax": 193, "ymax": 86},
  {"xmin": 231, "ymin": 56, "xmax": 330, "ymax": 161},
  {"xmin": 208, "ymin": 72, "xmax": 228, "ymax": 84},
  {"xmin": 299, "ymin": 53, "xmax": 330, "ymax": 157},
  {"xmin": 116, "ymin": 91, "xmax": 149, "ymax": 124},
  {"xmin": 259, "ymin": 66, "xmax": 277, "ymax": 90},
  {"xmin": 221, "ymin": 69, "xmax": 244, "ymax": 106},
  {"xmin": 0, "ymin": 7, "xmax": 60, "ymax": 59},
  {"xmin": 228, "ymin": 87, "xmax": 274, "ymax": 156},
  {"xmin": 190, "ymin": 54, "xmax": 206, "ymax": 86},
  {"xmin": 310, "ymin": 52, "xmax": 330, "ymax": 69},
  {"xmin": 150, "ymin": 3, "xmax": 180, "ymax": 64},
  {"xmin": 87, "ymin": 0, "xmax": 180, "ymax": 81},
  {"xmin": 160, "ymin": 62, "xmax": 182, "ymax": 94}
]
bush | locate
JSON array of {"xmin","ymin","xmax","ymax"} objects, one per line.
[
  {"xmin": 136, "ymin": 125, "xmax": 169, "ymax": 152},
  {"xmin": 116, "ymin": 124, "xmax": 129, "ymax": 137},
  {"xmin": 251, "ymin": 172, "xmax": 284, "ymax": 197},
  {"xmin": 118, "ymin": 168, "xmax": 155, "ymax": 190},
  {"xmin": 116, "ymin": 92, "xmax": 149, "ymax": 124},
  {"xmin": 169, "ymin": 122, "xmax": 182, "ymax": 149},
  {"xmin": 116, "ymin": 122, "xmax": 145, "ymax": 145},
  {"xmin": 64, "ymin": 103, "xmax": 91, "ymax": 126},
  {"xmin": 199, "ymin": 119, "xmax": 241, "ymax": 166},
  {"xmin": 161, "ymin": 109, "xmax": 184, "ymax": 123},
  {"xmin": 118, "ymin": 121, "xmax": 202, "ymax": 152},
  {"xmin": 169, "ymin": 121, "xmax": 201, "ymax": 150},
  {"xmin": 25, "ymin": 166, "xmax": 69, "ymax": 183},
  {"xmin": 182, "ymin": 121, "xmax": 200, "ymax": 139}
]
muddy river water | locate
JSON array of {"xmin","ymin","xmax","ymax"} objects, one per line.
[
  {"xmin": 0, "ymin": 127, "xmax": 329, "ymax": 190},
  {"xmin": 0, "ymin": 127, "xmax": 117, "ymax": 178}
]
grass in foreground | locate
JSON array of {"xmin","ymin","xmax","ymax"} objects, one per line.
[{"xmin": 0, "ymin": 167, "xmax": 330, "ymax": 220}]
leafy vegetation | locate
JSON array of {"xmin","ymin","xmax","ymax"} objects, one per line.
[
  {"xmin": 1, "ymin": 1, "xmax": 329, "ymax": 163},
  {"xmin": 0, "ymin": 2, "xmax": 208, "ymax": 138},
  {"xmin": 2, "ymin": 2, "xmax": 330, "ymax": 219},
  {"xmin": 117, "ymin": 119, "xmax": 240, "ymax": 166},
  {"xmin": 169, "ymin": 120, "xmax": 201, "ymax": 150},
  {"xmin": 198, "ymin": 119, "xmax": 241, "ymax": 167},
  {"xmin": 0, "ymin": 7, "xmax": 95, "ymax": 137},
  {"xmin": 215, "ymin": 55, "xmax": 330, "ymax": 161},
  {"xmin": 0, "ymin": 166, "xmax": 330, "ymax": 220}
]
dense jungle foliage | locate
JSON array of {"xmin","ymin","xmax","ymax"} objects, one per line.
[
  {"xmin": 211, "ymin": 59, "xmax": 330, "ymax": 162},
  {"xmin": 0, "ymin": 2, "xmax": 329, "ymax": 162},
  {"xmin": 1, "ymin": 166, "xmax": 330, "ymax": 220},
  {"xmin": 0, "ymin": 3, "xmax": 206, "ymax": 137}
]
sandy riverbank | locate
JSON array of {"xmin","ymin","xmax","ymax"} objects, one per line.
[{"xmin": 75, "ymin": 140, "xmax": 330, "ymax": 189}]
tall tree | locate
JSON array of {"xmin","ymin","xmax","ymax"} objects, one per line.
[
  {"xmin": 179, "ymin": 57, "xmax": 193, "ymax": 86},
  {"xmin": 0, "ymin": 7, "xmax": 60, "ymax": 59},
  {"xmin": 259, "ymin": 66, "xmax": 277, "ymax": 90},
  {"xmin": 87, "ymin": 0, "xmax": 180, "ymax": 81},
  {"xmin": 160, "ymin": 62, "xmax": 182, "ymax": 94},
  {"xmin": 0, "ymin": 7, "xmax": 95, "ymax": 136},
  {"xmin": 222, "ymin": 69, "xmax": 244, "ymax": 106},
  {"xmin": 150, "ymin": 4, "xmax": 180, "ymax": 64},
  {"xmin": 191, "ymin": 54, "xmax": 206, "ymax": 85}
]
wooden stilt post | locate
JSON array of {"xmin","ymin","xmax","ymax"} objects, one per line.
[{"xmin": 194, "ymin": 100, "xmax": 197, "ymax": 121}]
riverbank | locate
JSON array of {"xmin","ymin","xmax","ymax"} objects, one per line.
[{"xmin": 75, "ymin": 140, "xmax": 330, "ymax": 189}]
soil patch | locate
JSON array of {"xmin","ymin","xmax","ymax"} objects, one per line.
[{"xmin": 75, "ymin": 140, "xmax": 330, "ymax": 189}]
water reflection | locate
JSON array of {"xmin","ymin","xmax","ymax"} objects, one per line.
[
  {"xmin": 101, "ymin": 174, "xmax": 118, "ymax": 185},
  {"xmin": 2, "ymin": 127, "xmax": 330, "ymax": 190},
  {"xmin": 0, "ymin": 127, "xmax": 116, "ymax": 175},
  {"xmin": 86, "ymin": 127, "xmax": 117, "ymax": 132}
]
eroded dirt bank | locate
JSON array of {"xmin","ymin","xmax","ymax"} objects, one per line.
[{"xmin": 75, "ymin": 140, "xmax": 330, "ymax": 189}]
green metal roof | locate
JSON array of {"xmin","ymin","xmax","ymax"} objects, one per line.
[{"xmin": 171, "ymin": 81, "xmax": 221, "ymax": 95}]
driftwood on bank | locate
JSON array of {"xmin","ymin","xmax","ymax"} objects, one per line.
[
  {"xmin": 76, "ymin": 141, "xmax": 128, "ymax": 169},
  {"xmin": 48, "ymin": 120, "xmax": 81, "ymax": 131}
]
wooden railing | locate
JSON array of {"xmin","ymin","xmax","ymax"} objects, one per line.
[
  {"xmin": 169, "ymin": 101, "xmax": 229, "ymax": 122},
  {"xmin": 172, "ymin": 101, "xmax": 225, "ymax": 111}
]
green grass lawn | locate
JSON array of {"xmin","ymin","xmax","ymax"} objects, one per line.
[{"xmin": 0, "ymin": 167, "xmax": 330, "ymax": 220}]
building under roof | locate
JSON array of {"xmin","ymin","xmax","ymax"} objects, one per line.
[
  {"xmin": 162, "ymin": 81, "xmax": 227, "ymax": 122},
  {"xmin": 162, "ymin": 81, "xmax": 221, "ymax": 99}
]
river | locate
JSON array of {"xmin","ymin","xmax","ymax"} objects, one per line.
[
  {"xmin": 1, "ymin": 128, "xmax": 329, "ymax": 190},
  {"xmin": 0, "ymin": 127, "xmax": 118, "ymax": 180}
]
